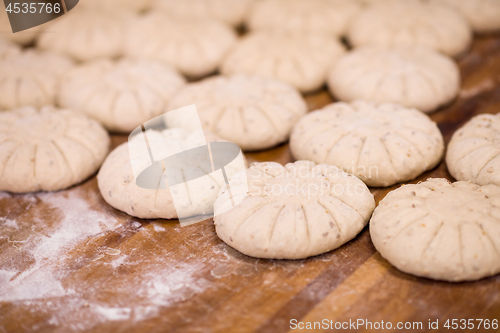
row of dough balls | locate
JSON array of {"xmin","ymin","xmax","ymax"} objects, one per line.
[
  {"xmin": 0, "ymin": 45, "xmax": 460, "ymax": 139},
  {"xmin": 213, "ymin": 162, "xmax": 500, "ymax": 282},
  {"xmin": 2, "ymin": 105, "xmax": 498, "ymax": 283},
  {"xmin": 290, "ymin": 101, "xmax": 500, "ymax": 189},
  {"xmin": 2, "ymin": 0, "xmax": 498, "ymax": 47},
  {"xmin": 0, "ymin": 1, "xmax": 468, "ymax": 108},
  {"xmin": 0, "ymin": 39, "xmax": 310, "ymax": 148}
]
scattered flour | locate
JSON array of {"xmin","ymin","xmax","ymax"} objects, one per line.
[
  {"xmin": 153, "ymin": 224, "xmax": 166, "ymax": 232},
  {"xmin": 0, "ymin": 188, "xmax": 212, "ymax": 330},
  {"xmin": 94, "ymin": 306, "xmax": 132, "ymax": 321},
  {"xmin": 0, "ymin": 217, "xmax": 18, "ymax": 229},
  {"xmin": 0, "ymin": 190, "xmax": 121, "ymax": 302}
]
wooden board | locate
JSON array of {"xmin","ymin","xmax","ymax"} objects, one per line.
[{"xmin": 1, "ymin": 35, "xmax": 500, "ymax": 333}]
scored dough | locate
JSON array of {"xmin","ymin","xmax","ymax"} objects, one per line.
[
  {"xmin": 153, "ymin": 0, "xmax": 253, "ymax": 27},
  {"xmin": 125, "ymin": 12, "xmax": 237, "ymax": 78},
  {"xmin": 221, "ymin": 32, "xmax": 346, "ymax": 93},
  {"xmin": 37, "ymin": 7, "xmax": 133, "ymax": 62},
  {"xmin": 348, "ymin": 0, "xmax": 472, "ymax": 57},
  {"xmin": 167, "ymin": 75, "xmax": 308, "ymax": 151},
  {"xmin": 0, "ymin": 50, "xmax": 73, "ymax": 110},
  {"xmin": 0, "ymin": 106, "xmax": 110, "ymax": 193},
  {"xmin": 370, "ymin": 178, "xmax": 500, "ymax": 282},
  {"xmin": 446, "ymin": 113, "xmax": 500, "ymax": 186},
  {"xmin": 247, "ymin": 0, "xmax": 360, "ymax": 36},
  {"xmin": 432, "ymin": 0, "xmax": 500, "ymax": 33},
  {"xmin": 290, "ymin": 101, "xmax": 444, "ymax": 187},
  {"xmin": 59, "ymin": 59, "xmax": 186, "ymax": 133},
  {"xmin": 214, "ymin": 161, "xmax": 376, "ymax": 259},
  {"xmin": 327, "ymin": 46, "xmax": 461, "ymax": 113},
  {"xmin": 98, "ymin": 129, "xmax": 244, "ymax": 219}
]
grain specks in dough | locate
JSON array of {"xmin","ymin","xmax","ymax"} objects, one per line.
[
  {"xmin": 0, "ymin": 106, "xmax": 110, "ymax": 193},
  {"xmin": 446, "ymin": 113, "xmax": 500, "ymax": 186},
  {"xmin": 214, "ymin": 161, "xmax": 375, "ymax": 259},
  {"xmin": 370, "ymin": 178, "xmax": 500, "ymax": 281},
  {"xmin": 290, "ymin": 101, "xmax": 444, "ymax": 187}
]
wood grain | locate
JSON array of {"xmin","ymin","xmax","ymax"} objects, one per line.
[{"xmin": 1, "ymin": 35, "xmax": 500, "ymax": 333}]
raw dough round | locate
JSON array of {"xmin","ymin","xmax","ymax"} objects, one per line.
[
  {"xmin": 37, "ymin": 7, "xmax": 133, "ymax": 62},
  {"xmin": 290, "ymin": 101, "xmax": 444, "ymax": 187},
  {"xmin": 348, "ymin": 0, "xmax": 472, "ymax": 57},
  {"xmin": 125, "ymin": 13, "xmax": 237, "ymax": 78},
  {"xmin": 214, "ymin": 161, "xmax": 376, "ymax": 259},
  {"xmin": 0, "ymin": 106, "xmax": 110, "ymax": 193},
  {"xmin": 327, "ymin": 46, "xmax": 461, "ymax": 113},
  {"xmin": 370, "ymin": 178, "xmax": 500, "ymax": 281},
  {"xmin": 0, "ymin": 50, "xmax": 73, "ymax": 110},
  {"xmin": 80, "ymin": 0, "xmax": 152, "ymax": 12},
  {"xmin": 432, "ymin": 0, "xmax": 500, "ymax": 33},
  {"xmin": 247, "ymin": 0, "xmax": 360, "ymax": 36},
  {"xmin": 446, "ymin": 113, "xmax": 500, "ymax": 186},
  {"xmin": 221, "ymin": 32, "xmax": 346, "ymax": 93},
  {"xmin": 0, "ymin": 37, "xmax": 20, "ymax": 59},
  {"xmin": 59, "ymin": 59, "xmax": 186, "ymax": 133},
  {"xmin": 0, "ymin": 3, "xmax": 42, "ymax": 45},
  {"xmin": 98, "ymin": 129, "xmax": 244, "ymax": 219},
  {"xmin": 153, "ymin": 0, "xmax": 253, "ymax": 27},
  {"xmin": 167, "ymin": 75, "xmax": 307, "ymax": 151}
]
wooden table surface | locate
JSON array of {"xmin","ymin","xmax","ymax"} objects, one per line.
[{"xmin": 1, "ymin": 35, "xmax": 500, "ymax": 333}]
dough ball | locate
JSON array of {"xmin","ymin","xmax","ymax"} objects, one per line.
[
  {"xmin": 214, "ymin": 161, "xmax": 376, "ymax": 259},
  {"xmin": 153, "ymin": 0, "xmax": 253, "ymax": 27},
  {"xmin": 167, "ymin": 75, "xmax": 307, "ymax": 151},
  {"xmin": 125, "ymin": 13, "xmax": 237, "ymax": 78},
  {"xmin": 327, "ymin": 46, "xmax": 460, "ymax": 113},
  {"xmin": 0, "ymin": 50, "xmax": 73, "ymax": 110},
  {"xmin": 221, "ymin": 32, "xmax": 346, "ymax": 93},
  {"xmin": 370, "ymin": 178, "xmax": 500, "ymax": 281},
  {"xmin": 431, "ymin": 0, "xmax": 500, "ymax": 33},
  {"xmin": 98, "ymin": 129, "xmax": 244, "ymax": 219},
  {"xmin": 0, "ymin": 37, "xmax": 20, "ymax": 59},
  {"xmin": 446, "ymin": 113, "xmax": 500, "ymax": 186},
  {"xmin": 80, "ymin": 0, "xmax": 152, "ymax": 12},
  {"xmin": 59, "ymin": 59, "xmax": 186, "ymax": 133},
  {"xmin": 348, "ymin": 0, "xmax": 472, "ymax": 57},
  {"xmin": 37, "ymin": 7, "xmax": 133, "ymax": 62},
  {"xmin": 0, "ymin": 106, "xmax": 110, "ymax": 193},
  {"xmin": 290, "ymin": 101, "xmax": 444, "ymax": 187},
  {"xmin": 0, "ymin": 3, "xmax": 42, "ymax": 45},
  {"xmin": 247, "ymin": 0, "xmax": 360, "ymax": 36}
]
